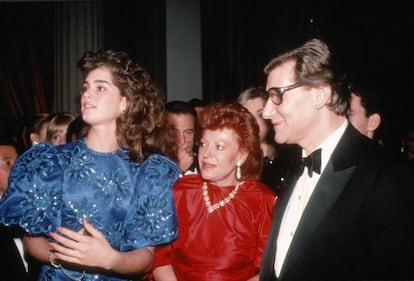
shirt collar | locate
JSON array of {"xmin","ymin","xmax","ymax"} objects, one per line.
[{"xmin": 302, "ymin": 119, "xmax": 348, "ymax": 173}]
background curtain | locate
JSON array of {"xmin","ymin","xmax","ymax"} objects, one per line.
[
  {"xmin": 200, "ymin": 0, "xmax": 414, "ymax": 149},
  {"xmin": 200, "ymin": 0, "xmax": 320, "ymax": 103},
  {"xmin": 1, "ymin": 0, "xmax": 413, "ymax": 149},
  {"xmin": 0, "ymin": 2, "xmax": 55, "ymax": 139},
  {"xmin": 0, "ymin": 0, "xmax": 165, "ymax": 141}
]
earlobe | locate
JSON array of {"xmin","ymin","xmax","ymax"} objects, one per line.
[
  {"xmin": 238, "ymin": 152, "xmax": 248, "ymax": 166},
  {"xmin": 120, "ymin": 97, "xmax": 127, "ymax": 113}
]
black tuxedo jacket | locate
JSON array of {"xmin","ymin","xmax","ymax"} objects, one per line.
[
  {"xmin": 0, "ymin": 225, "xmax": 42, "ymax": 281},
  {"xmin": 0, "ymin": 225, "xmax": 30, "ymax": 281},
  {"xmin": 260, "ymin": 125, "xmax": 414, "ymax": 281}
]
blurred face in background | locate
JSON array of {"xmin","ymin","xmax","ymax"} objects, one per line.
[
  {"xmin": 168, "ymin": 113, "xmax": 195, "ymax": 153},
  {"xmin": 348, "ymin": 93, "xmax": 370, "ymax": 137},
  {"xmin": 404, "ymin": 131, "xmax": 414, "ymax": 156},
  {"xmin": 243, "ymin": 97, "xmax": 269, "ymax": 142},
  {"xmin": 0, "ymin": 145, "xmax": 18, "ymax": 196},
  {"xmin": 49, "ymin": 126, "xmax": 69, "ymax": 145},
  {"xmin": 30, "ymin": 121, "xmax": 49, "ymax": 146},
  {"xmin": 348, "ymin": 93, "xmax": 380, "ymax": 139}
]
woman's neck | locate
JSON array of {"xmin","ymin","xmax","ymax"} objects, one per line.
[{"xmin": 85, "ymin": 127, "xmax": 119, "ymax": 152}]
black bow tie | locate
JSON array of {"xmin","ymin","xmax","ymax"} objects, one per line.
[{"xmin": 299, "ymin": 148, "xmax": 322, "ymax": 177}]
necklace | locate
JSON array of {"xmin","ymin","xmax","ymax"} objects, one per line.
[{"xmin": 202, "ymin": 181, "xmax": 241, "ymax": 213}]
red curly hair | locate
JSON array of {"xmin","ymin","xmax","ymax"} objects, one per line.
[{"xmin": 196, "ymin": 102, "xmax": 263, "ymax": 181}]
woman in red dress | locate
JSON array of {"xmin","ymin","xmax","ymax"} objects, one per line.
[{"xmin": 152, "ymin": 102, "xmax": 276, "ymax": 281}]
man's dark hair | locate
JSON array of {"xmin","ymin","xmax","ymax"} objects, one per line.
[
  {"xmin": 165, "ymin": 100, "xmax": 197, "ymax": 118},
  {"xmin": 348, "ymin": 82, "xmax": 382, "ymax": 117},
  {"xmin": 188, "ymin": 98, "xmax": 207, "ymax": 108}
]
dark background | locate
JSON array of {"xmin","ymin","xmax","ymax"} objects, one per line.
[
  {"xmin": 201, "ymin": 0, "xmax": 414, "ymax": 149},
  {"xmin": 1, "ymin": 0, "xmax": 413, "ymax": 148}
]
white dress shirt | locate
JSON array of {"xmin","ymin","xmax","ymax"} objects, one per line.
[
  {"xmin": 274, "ymin": 120, "xmax": 348, "ymax": 276},
  {"xmin": 13, "ymin": 237, "xmax": 28, "ymax": 272}
]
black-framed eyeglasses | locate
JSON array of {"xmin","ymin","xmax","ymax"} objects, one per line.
[{"xmin": 266, "ymin": 82, "xmax": 303, "ymax": 105}]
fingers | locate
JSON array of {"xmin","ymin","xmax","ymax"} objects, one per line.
[
  {"xmin": 49, "ymin": 246, "xmax": 80, "ymax": 264},
  {"xmin": 49, "ymin": 225, "xmax": 91, "ymax": 264},
  {"xmin": 52, "ymin": 226, "xmax": 87, "ymax": 243},
  {"xmin": 49, "ymin": 230, "xmax": 82, "ymax": 249},
  {"xmin": 48, "ymin": 233, "xmax": 82, "ymax": 264},
  {"xmin": 48, "ymin": 239, "xmax": 75, "ymax": 257},
  {"xmin": 82, "ymin": 217, "xmax": 104, "ymax": 239}
]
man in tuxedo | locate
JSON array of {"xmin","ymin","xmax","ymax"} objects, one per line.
[
  {"xmin": 259, "ymin": 38, "xmax": 414, "ymax": 280},
  {"xmin": 0, "ymin": 135, "xmax": 41, "ymax": 281}
]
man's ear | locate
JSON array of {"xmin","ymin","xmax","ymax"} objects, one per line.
[
  {"xmin": 313, "ymin": 85, "xmax": 330, "ymax": 109},
  {"xmin": 368, "ymin": 113, "xmax": 381, "ymax": 132}
]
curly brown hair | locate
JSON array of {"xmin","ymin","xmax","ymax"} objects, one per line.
[{"xmin": 77, "ymin": 50, "xmax": 176, "ymax": 162}]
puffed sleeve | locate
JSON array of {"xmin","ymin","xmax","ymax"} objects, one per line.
[
  {"xmin": 0, "ymin": 143, "xmax": 64, "ymax": 235},
  {"xmin": 121, "ymin": 154, "xmax": 179, "ymax": 251}
]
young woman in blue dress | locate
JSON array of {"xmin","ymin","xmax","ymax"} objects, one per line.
[{"xmin": 0, "ymin": 50, "xmax": 179, "ymax": 281}]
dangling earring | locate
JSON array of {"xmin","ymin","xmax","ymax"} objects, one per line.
[{"xmin": 236, "ymin": 162, "xmax": 242, "ymax": 181}]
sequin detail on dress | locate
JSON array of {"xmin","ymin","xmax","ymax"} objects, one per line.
[{"xmin": 0, "ymin": 139, "xmax": 179, "ymax": 281}]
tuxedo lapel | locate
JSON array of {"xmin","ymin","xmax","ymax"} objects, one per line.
[
  {"xmin": 280, "ymin": 160, "xmax": 356, "ymax": 277},
  {"xmin": 278, "ymin": 125, "xmax": 361, "ymax": 278},
  {"xmin": 261, "ymin": 125, "xmax": 369, "ymax": 280},
  {"xmin": 0, "ymin": 226, "xmax": 28, "ymax": 278}
]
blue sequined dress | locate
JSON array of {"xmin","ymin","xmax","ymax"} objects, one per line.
[{"xmin": 0, "ymin": 139, "xmax": 179, "ymax": 281}]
